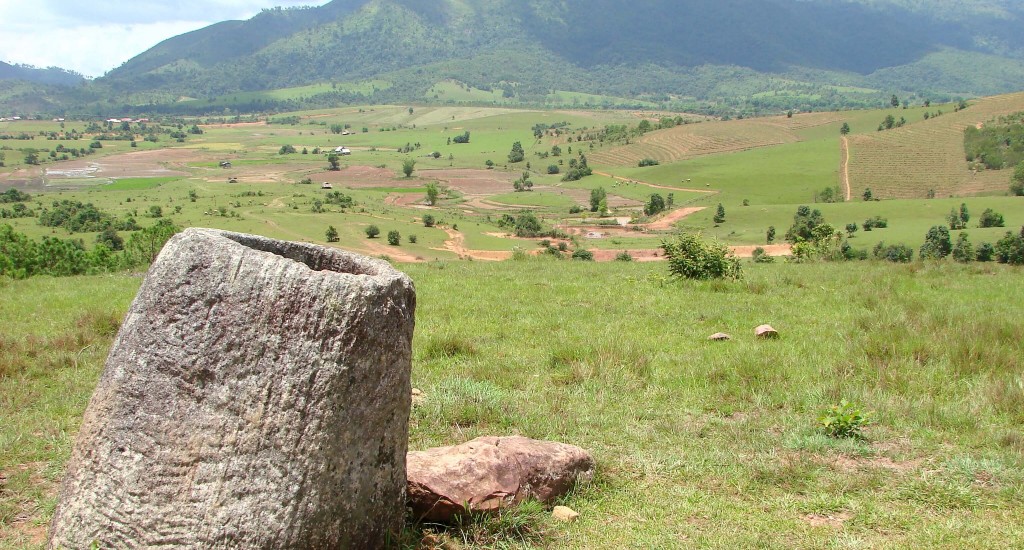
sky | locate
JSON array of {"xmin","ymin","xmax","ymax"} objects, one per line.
[{"xmin": 0, "ymin": 0, "xmax": 328, "ymax": 78}]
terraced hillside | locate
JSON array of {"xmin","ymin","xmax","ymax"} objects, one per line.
[
  {"xmin": 847, "ymin": 92, "xmax": 1024, "ymax": 199},
  {"xmin": 590, "ymin": 111, "xmax": 845, "ymax": 167}
]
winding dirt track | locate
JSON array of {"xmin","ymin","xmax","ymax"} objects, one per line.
[
  {"xmin": 592, "ymin": 171, "xmax": 720, "ymax": 195},
  {"xmin": 840, "ymin": 136, "xmax": 851, "ymax": 201}
]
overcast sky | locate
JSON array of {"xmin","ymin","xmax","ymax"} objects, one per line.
[{"xmin": 0, "ymin": 1, "xmax": 328, "ymax": 78}]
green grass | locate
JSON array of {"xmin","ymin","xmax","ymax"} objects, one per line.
[
  {"xmin": 5, "ymin": 260, "xmax": 1024, "ymax": 547},
  {"xmin": 101, "ymin": 177, "xmax": 182, "ymax": 191}
]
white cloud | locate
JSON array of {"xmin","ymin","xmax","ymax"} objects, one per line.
[{"xmin": 0, "ymin": 0, "xmax": 326, "ymax": 77}]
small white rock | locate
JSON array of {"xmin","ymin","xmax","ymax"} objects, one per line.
[
  {"xmin": 708, "ymin": 332, "xmax": 731, "ymax": 341},
  {"xmin": 754, "ymin": 324, "xmax": 779, "ymax": 339}
]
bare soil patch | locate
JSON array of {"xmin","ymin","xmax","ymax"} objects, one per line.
[
  {"xmin": 436, "ymin": 228, "xmax": 512, "ymax": 261},
  {"xmin": 419, "ymin": 169, "xmax": 517, "ymax": 195},
  {"xmin": 320, "ymin": 165, "xmax": 403, "ymax": 188},
  {"xmin": 802, "ymin": 511, "xmax": 853, "ymax": 528},
  {"xmin": 45, "ymin": 149, "xmax": 202, "ymax": 180}
]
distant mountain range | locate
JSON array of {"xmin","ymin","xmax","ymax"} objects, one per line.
[
  {"xmin": 4, "ymin": 0, "xmax": 1024, "ymax": 115},
  {"xmin": 0, "ymin": 62, "xmax": 85, "ymax": 87}
]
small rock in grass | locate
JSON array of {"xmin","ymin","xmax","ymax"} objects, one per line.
[
  {"xmin": 755, "ymin": 324, "xmax": 779, "ymax": 339},
  {"xmin": 412, "ymin": 387, "xmax": 425, "ymax": 405},
  {"xmin": 708, "ymin": 332, "xmax": 731, "ymax": 341},
  {"xmin": 552, "ymin": 506, "xmax": 580, "ymax": 522}
]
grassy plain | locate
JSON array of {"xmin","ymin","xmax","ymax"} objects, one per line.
[{"xmin": 4, "ymin": 261, "xmax": 1024, "ymax": 547}]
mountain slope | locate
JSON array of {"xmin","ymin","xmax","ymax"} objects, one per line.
[{"xmin": 73, "ymin": 0, "xmax": 1024, "ymax": 113}]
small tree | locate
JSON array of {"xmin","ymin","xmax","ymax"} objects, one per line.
[
  {"xmin": 995, "ymin": 230, "xmax": 1024, "ymax": 264},
  {"xmin": 279, "ymin": 144, "xmax": 297, "ymax": 155},
  {"xmin": 920, "ymin": 225, "xmax": 952, "ymax": 259},
  {"xmin": 1011, "ymin": 163, "xmax": 1024, "ymax": 196},
  {"xmin": 862, "ymin": 188, "xmax": 873, "ymax": 201},
  {"xmin": 365, "ymin": 225, "xmax": 380, "ymax": 238},
  {"xmin": 661, "ymin": 233, "xmax": 742, "ymax": 280},
  {"xmin": 325, "ymin": 225, "xmax": 339, "ymax": 242},
  {"xmin": 952, "ymin": 232, "xmax": 973, "ymax": 262},
  {"xmin": 508, "ymin": 141, "xmax": 525, "ymax": 163},
  {"xmin": 401, "ymin": 158, "xmax": 416, "ymax": 178},
  {"xmin": 845, "ymin": 223, "xmax": 858, "ymax": 237},
  {"xmin": 713, "ymin": 203, "xmax": 726, "ymax": 224},
  {"xmin": 959, "ymin": 203, "xmax": 970, "ymax": 226},
  {"xmin": 327, "ymin": 153, "xmax": 340, "ymax": 171},
  {"xmin": 387, "ymin": 230, "xmax": 401, "ymax": 246},
  {"xmin": 408, "ymin": 234, "xmax": 417, "ymax": 244},
  {"xmin": 96, "ymin": 227, "xmax": 124, "ymax": 251},
  {"xmin": 589, "ymin": 187, "xmax": 607, "ymax": 212},
  {"xmin": 947, "ymin": 208, "xmax": 966, "ymax": 230},
  {"xmin": 644, "ymin": 194, "xmax": 666, "ymax": 216},
  {"xmin": 148, "ymin": 205, "xmax": 163, "ymax": 218},
  {"xmin": 424, "ymin": 182, "xmax": 439, "ymax": 205},
  {"xmin": 766, "ymin": 226, "xmax": 776, "ymax": 244},
  {"xmin": 979, "ymin": 208, "xmax": 1005, "ymax": 228},
  {"xmin": 422, "ymin": 213, "xmax": 435, "ymax": 227},
  {"xmin": 890, "ymin": 94, "xmax": 900, "ymax": 108},
  {"xmin": 840, "ymin": 122, "xmax": 850, "ymax": 135}
]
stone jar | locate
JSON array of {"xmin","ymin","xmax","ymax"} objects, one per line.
[{"xmin": 49, "ymin": 228, "xmax": 416, "ymax": 549}]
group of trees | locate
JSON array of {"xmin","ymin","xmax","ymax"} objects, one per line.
[
  {"xmin": 917, "ymin": 224, "xmax": 1023, "ymax": 264},
  {"xmin": 963, "ymin": 113, "xmax": 1024, "ymax": 170},
  {"xmin": 0, "ymin": 219, "xmax": 180, "ymax": 279}
]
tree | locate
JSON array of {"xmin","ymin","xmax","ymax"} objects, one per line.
[
  {"xmin": 327, "ymin": 153, "xmax": 340, "ymax": 170},
  {"xmin": 547, "ymin": 164, "xmax": 560, "ymax": 174},
  {"xmin": 995, "ymin": 229, "xmax": 1024, "ymax": 264},
  {"xmin": 590, "ymin": 187, "xmax": 607, "ymax": 212},
  {"xmin": 147, "ymin": 205, "xmax": 163, "ymax": 218},
  {"xmin": 513, "ymin": 172, "xmax": 533, "ymax": 192},
  {"xmin": 24, "ymin": 151, "xmax": 39, "ymax": 165},
  {"xmin": 644, "ymin": 194, "xmax": 666, "ymax": 217},
  {"xmin": 891, "ymin": 94, "xmax": 900, "ymax": 108},
  {"xmin": 278, "ymin": 144, "xmax": 296, "ymax": 155},
  {"xmin": 766, "ymin": 226, "xmax": 776, "ymax": 244},
  {"xmin": 840, "ymin": 122, "xmax": 850, "ymax": 136},
  {"xmin": 551, "ymin": 145, "xmax": 561, "ymax": 156},
  {"xmin": 387, "ymin": 230, "xmax": 401, "ymax": 245},
  {"xmin": 96, "ymin": 227, "xmax": 123, "ymax": 251},
  {"xmin": 713, "ymin": 203, "xmax": 726, "ymax": 224},
  {"xmin": 424, "ymin": 182, "xmax": 439, "ymax": 205},
  {"xmin": 485, "ymin": 159, "xmax": 494, "ymax": 169},
  {"xmin": 947, "ymin": 208, "xmax": 966, "ymax": 230},
  {"xmin": 1011, "ymin": 163, "xmax": 1024, "ymax": 196},
  {"xmin": 508, "ymin": 141, "xmax": 525, "ymax": 163},
  {"xmin": 979, "ymin": 208, "xmax": 1005, "ymax": 228},
  {"xmin": 408, "ymin": 107, "xmax": 414, "ymax": 115},
  {"xmin": 365, "ymin": 225, "xmax": 380, "ymax": 238},
  {"xmin": 785, "ymin": 206, "xmax": 825, "ymax": 243},
  {"xmin": 401, "ymin": 158, "xmax": 416, "ymax": 178},
  {"xmin": 422, "ymin": 214, "xmax": 435, "ymax": 227},
  {"xmin": 845, "ymin": 223, "xmax": 858, "ymax": 237},
  {"xmin": 959, "ymin": 203, "xmax": 970, "ymax": 226},
  {"xmin": 952, "ymin": 232, "xmax": 973, "ymax": 262},
  {"xmin": 862, "ymin": 188, "xmax": 873, "ymax": 201},
  {"xmin": 330, "ymin": 124, "xmax": 343, "ymax": 134},
  {"xmin": 920, "ymin": 225, "xmax": 952, "ymax": 259},
  {"xmin": 325, "ymin": 225, "xmax": 339, "ymax": 242},
  {"xmin": 452, "ymin": 131, "xmax": 470, "ymax": 144},
  {"xmin": 661, "ymin": 233, "xmax": 742, "ymax": 280}
]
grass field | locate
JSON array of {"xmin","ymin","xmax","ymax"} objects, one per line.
[{"xmin": 4, "ymin": 261, "xmax": 1024, "ymax": 547}]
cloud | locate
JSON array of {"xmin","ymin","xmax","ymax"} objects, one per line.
[{"xmin": 0, "ymin": 0, "xmax": 326, "ymax": 77}]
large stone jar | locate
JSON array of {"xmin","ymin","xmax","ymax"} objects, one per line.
[{"xmin": 49, "ymin": 228, "xmax": 416, "ymax": 549}]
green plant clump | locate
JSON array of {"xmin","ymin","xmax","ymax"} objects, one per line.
[
  {"xmin": 818, "ymin": 400, "xmax": 871, "ymax": 439},
  {"xmin": 661, "ymin": 233, "xmax": 741, "ymax": 280}
]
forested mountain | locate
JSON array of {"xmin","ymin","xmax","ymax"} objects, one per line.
[
  {"xmin": 0, "ymin": 62, "xmax": 85, "ymax": 88},
  {"xmin": 21, "ymin": 0, "xmax": 1024, "ymax": 114}
]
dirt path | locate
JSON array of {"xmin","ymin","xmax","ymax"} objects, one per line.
[
  {"xmin": 643, "ymin": 207, "xmax": 706, "ymax": 230},
  {"xmin": 592, "ymin": 171, "xmax": 719, "ymax": 194},
  {"xmin": 437, "ymin": 227, "xmax": 512, "ymax": 261},
  {"xmin": 840, "ymin": 136, "xmax": 851, "ymax": 201}
]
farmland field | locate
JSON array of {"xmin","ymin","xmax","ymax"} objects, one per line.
[{"xmin": 3, "ymin": 92, "xmax": 1024, "ymax": 548}]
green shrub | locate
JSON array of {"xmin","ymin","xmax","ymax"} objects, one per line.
[
  {"xmin": 979, "ymin": 208, "xmax": 1005, "ymax": 228},
  {"xmin": 638, "ymin": 158, "xmax": 660, "ymax": 167},
  {"xmin": 872, "ymin": 242, "xmax": 913, "ymax": 262},
  {"xmin": 751, "ymin": 247, "xmax": 774, "ymax": 263},
  {"xmin": 995, "ymin": 229, "xmax": 1024, "ymax": 264},
  {"xmin": 661, "ymin": 233, "xmax": 741, "ymax": 280},
  {"xmin": 818, "ymin": 400, "xmax": 871, "ymax": 439},
  {"xmin": 571, "ymin": 249, "xmax": 594, "ymax": 261},
  {"xmin": 920, "ymin": 225, "xmax": 952, "ymax": 259},
  {"xmin": 365, "ymin": 225, "xmax": 380, "ymax": 238},
  {"xmin": 387, "ymin": 230, "xmax": 401, "ymax": 246},
  {"xmin": 952, "ymin": 232, "xmax": 974, "ymax": 263},
  {"xmin": 614, "ymin": 251, "xmax": 633, "ymax": 262}
]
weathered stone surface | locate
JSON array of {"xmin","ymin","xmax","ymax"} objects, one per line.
[
  {"xmin": 708, "ymin": 332, "xmax": 732, "ymax": 341},
  {"xmin": 755, "ymin": 324, "xmax": 779, "ymax": 339},
  {"xmin": 552, "ymin": 506, "xmax": 580, "ymax": 522},
  {"xmin": 49, "ymin": 228, "xmax": 416, "ymax": 549},
  {"xmin": 407, "ymin": 436, "xmax": 595, "ymax": 523}
]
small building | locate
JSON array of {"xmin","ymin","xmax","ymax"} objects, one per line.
[{"xmin": 333, "ymin": 146, "xmax": 351, "ymax": 155}]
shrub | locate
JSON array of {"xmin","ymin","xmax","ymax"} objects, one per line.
[
  {"xmin": 661, "ymin": 233, "xmax": 741, "ymax": 280},
  {"xmin": 637, "ymin": 158, "xmax": 660, "ymax": 167},
  {"xmin": 547, "ymin": 164, "xmax": 560, "ymax": 174},
  {"xmin": 979, "ymin": 208, "xmax": 1005, "ymax": 228},
  {"xmin": 751, "ymin": 247, "xmax": 774, "ymax": 263},
  {"xmin": 952, "ymin": 233, "xmax": 974, "ymax": 263},
  {"xmin": 995, "ymin": 229, "xmax": 1024, "ymax": 264},
  {"xmin": 872, "ymin": 242, "xmax": 913, "ymax": 263},
  {"xmin": 818, "ymin": 400, "xmax": 871, "ymax": 439},
  {"xmin": 644, "ymin": 194, "xmax": 665, "ymax": 217},
  {"xmin": 571, "ymin": 249, "xmax": 594, "ymax": 261},
  {"xmin": 976, "ymin": 242, "xmax": 995, "ymax": 262},
  {"xmin": 387, "ymin": 230, "xmax": 401, "ymax": 246},
  {"xmin": 422, "ymin": 214, "xmax": 435, "ymax": 227},
  {"xmin": 569, "ymin": 205, "xmax": 583, "ymax": 214},
  {"xmin": 614, "ymin": 251, "xmax": 633, "ymax": 262},
  {"xmin": 920, "ymin": 225, "xmax": 952, "ymax": 259},
  {"xmin": 365, "ymin": 225, "xmax": 380, "ymax": 238},
  {"xmin": 408, "ymin": 234, "xmax": 417, "ymax": 244},
  {"xmin": 325, "ymin": 225, "xmax": 339, "ymax": 242}
]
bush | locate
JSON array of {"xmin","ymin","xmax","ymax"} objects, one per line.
[
  {"xmin": 547, "ymin": 164, "xmax": 560, "ymax": 174},
  {"xmin": 818, "ymin": 400, "xmax": 871, "ymax": 439},
  {"xmin": 325, "ymin": 225, "xmax": 339, "ymax": 242},
  {"xmin": 872, "ymin": 242, "xmax": 913, "ymax": 263},
  {"xmin": 995, "ymin": 229, "xmax": 1024, "ymax": 264},
  {"xmin": 637, "ymin": 158, "xmax": 660, "ymax": 167},
  {"xmin": 863, "ymin": 216, "xmax": 888, "ymax": 231},
  {"xmin": 387, "ymin": 230, "xmax": 401, "ymax": 245},
  {"xmin": 614, "ymin": 251, "xmax": 633, "ymax": 262},
  {"xmin": 751, "ymin": 247, "xmax": 774, "ymax": 263},
  {"xmin": 976, "ymin": 242, "xmax": 995, "ymax": 262},
  {"xmin": 365, "ymin": 225, "xmax": 380, "ymax": 238},
  {"xmin": 920, "ymin": 225, "xmax": 952, "ymax": 259},
  {"xmin": 408, "ymin": 234, "xmax": 417, "ymax": 244},
  {"xmin": 422, "ymin": 214, "xmax": 435, "ymax": 227},
  {"xmin": 571, "ymin": 249, "xmax": 594, "ymax": 261},
  {"xmin": 278, "ymin": 144, "xmax": 296, "ymax": 155},
  {"xmin": 979, "ymin": 208, "xmax": 1005, "ymax": 228},
  {"xmin": 661, "ymin": 233, "xmax": 741, "ymax": 280},
  {"xmin": 952, "ymin": 233, "xmax": 974, "ymax": 263},
  {"xmin": 569, "ymin": 205, "xmax": 583, "ymax": 214}
]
